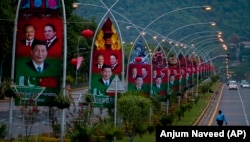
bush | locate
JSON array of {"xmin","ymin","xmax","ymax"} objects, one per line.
[
  {"xmin": 147, "ymin": 124, "xmax": 155, "ymax": 135},
  {"xmin": 66, "ymin": 75, "xmax": 74, "ymax": 84},
  {"xmin": 0, "ymin": 123, "xmax": 6, "ymax": 140},
  {"xmin": 175, "ymin": 108, "xmax": 182, "ymax": 120},
  {"xmin": 199, "ymin": 84, "xmax": 210, "ymax": 93},
  {"xmin": 210, "ymin": 75, "xmax": 219, "ymax": 83},
  {"xmin": 180, "ymin": 104, "xmax": 187, "ymax": 117},
  {"xmin": 160, "ymin": 113, "xmax": 175, "ymax": 125},
  {"xmin": 186, "ymin": 103, "xmax": 192, "ymax": 111}
]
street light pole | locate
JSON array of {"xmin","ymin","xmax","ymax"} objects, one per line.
[
  {"xmin": 9, "ymin": 0, "xmax": 22, "ymax": 140},
  {"xmin": 61, "ymin": 0, "xmax": 67, "ymax": 142},
  {"xmin": 133, "ymin": 6, "xmax": 212, "ymax": 45},
  {"xmin": 75, "ymin": 36, "xmax": 83, "ymax": 85}
]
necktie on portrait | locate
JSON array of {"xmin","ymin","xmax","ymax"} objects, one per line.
[
  {"xmin": 98, "ymin": 65, "xmax": 102, "ymax": 69},
  {"xmin": 105, "ymin": 82, "xmax": 109, "ymax": 86},
  {"xmin": 37, "ymin": 66, "xmax": 42, "ymax": 73},
  {"xmin": 27, "ymin": 41, "xmax": 31, "ymax": 47},
  {"xmin": 46, "ymin": 40, "xmax": 51, "ymax": 46}
]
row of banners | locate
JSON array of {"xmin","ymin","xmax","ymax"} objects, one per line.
[{"xmin": 14, "ymin": 0, "xmax": 214, "ymax": 107}]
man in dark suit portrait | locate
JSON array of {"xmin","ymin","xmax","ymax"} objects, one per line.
[
  {"xmin": 91, "ymin": 65, "xmax": 113, "ymax": 96},
  {"xmin": 152, "ymin": 76, "xmax": 167, "ymax": 101},
  {"xmin": 134, "ymin": 75, "xmax": 144, "ymax": 91},
  {"xmin": 131, "ymin": 67, "xmax": 138, "ymax": 79},
  {"xmin": 17, "ymin": 24, "xmax": 40, "ymax": 56},
  {"xmin": 168, "ymin": 74, "xmax": 177, "ymax": 93},
  {"xmin": 22, "ymin": 24, "xmax": 39, "ymax": 47},
  {"xmin": 26, "ymin": 40, "xmax": 49, "ymax": 73},
  {"xmin": 96, "ymin": 54, "xmax": 105, "ymax": 70},
  {"xmin": 141, "ymin": 67, "xmax": 148, "ymax": 79},
  {"xmin": 109, "ymin": 54, "xmax": 119, "ymax": 71},
  {"xmin": 44, "ymin": 23, "xmax": 58, "ymax": 49},
  {"xmin": 98, "ymin": 65, "xmax": 113, "ymax": 87}
]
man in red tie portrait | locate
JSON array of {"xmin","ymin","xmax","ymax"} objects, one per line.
[
  {"xmin": 96, "ymin": 54, "xmax": 105, "ymax": 69},
  {"xmin": 43, "ymin": 23, "xmax": 62, "ymax": 57},
  {"xmin": 16, "ymin": 24, "xmax": 39, "ymax": 56},
  {"xmin": 109, "ymin": 54, "xmax": 120, "ymax": 73}
]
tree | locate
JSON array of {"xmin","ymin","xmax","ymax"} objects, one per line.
[
  {"xmin": 117, "ymin": 91, "xmax": 151, "ymax": 142},
  {"xmin": 0, "ymin": 0, "xmax": 16, "ymax": 82}
]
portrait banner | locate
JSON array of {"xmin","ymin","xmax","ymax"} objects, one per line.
[
  {"xmin": 151, "ymin": 46, "xmax": 168, "ymax": 101},
  {"xmin": 89, "ymin": 17, "xmax": 123, "ymax": 108},
  {"xmin": 127, "ymin": 39, "xmax": 151, "ymax": 96},
  {"xmin": 15, "ymin": 0, "xmax": 63, "ymax": 106}
]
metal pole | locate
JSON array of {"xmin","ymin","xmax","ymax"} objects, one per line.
[
  {"xmin": 9, "ymin": 0, "xmax": 22, "ymax": 140},
  {"xmin": 75, "ymin": 37, "xmax": 81, "ymax": 85},
  {"xmin": 60, "ymin": 0, "xmax": 67, "ymax": 142},
  {"xmin": 114, "ymin": 76, "xmax": 118, "ymax": 142},
  {"xmin": 196, "ymin": 65, "xmax": 199, "ymax": 95}
]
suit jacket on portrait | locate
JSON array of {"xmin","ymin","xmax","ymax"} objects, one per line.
[
  {"xmin": 22, "ymin": 38, "xmax": 40, "ymax": 47},
  {"xmin": 16, "ymin": 38, "xmax": 40, "ymax": 56},
  {"xmin": 46, "ymin": 38, "xmax": 58, "ymax": 49},
  {"xmin": 45, "ymin": 37, "xmax": 62, "ymax": 58},
  {"xmin": 26, "ymin": 60, "xmax": 49, "ymax": 73},
  {"xmin": 95, "ymin": 64, "xmax": 104, "ymax": 70},
  {"xmin": 152, "ymin": 84, "xmax": 167, "ymax": 96},
  {"xmin": 110, "ymin": 63, "xmax": 121, "ymax": 74},
  {"xmin": 98, "ymin": 78, "xmax": 112, "ymax": 87}
]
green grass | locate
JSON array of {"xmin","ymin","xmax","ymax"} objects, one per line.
[
  {"xmin": 117, "ymin": 132, "xmax": 156, "ymax": 142},
  {"xmin": 172, "ymin": 93, "xmax": 212, "ymax": 126}
]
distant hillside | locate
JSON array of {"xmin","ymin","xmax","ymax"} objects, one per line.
[{"xmin": 75, "ymin": 0, "xmax": 250, "ymax": 43}]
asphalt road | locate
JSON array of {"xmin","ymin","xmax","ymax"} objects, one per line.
[
  {"xmin": 1, "ymin": 83, "xmax": 249, "ymax": 139},
  {"xmin": 197, "ymin": 83, "xmax": 250, "ymax": 126}
]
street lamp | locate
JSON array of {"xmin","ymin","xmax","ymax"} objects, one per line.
[
  {"xmin": 191, "ymin": 43, "xmax": 226, "ymax": 94},
  {"xmin": 133, "ymin": 5, "xmax": 212, "ymax": 43},
  {"xmin": 176, "ymin": 31, "xmax": 222, "ymax": 44},
  {"xmin": 162, "ymin": 22, "xmax": 217, "ymax": 61},
  {"xmin": 185, "ymin": 37, "xmax": 223, "ymax": 55}
]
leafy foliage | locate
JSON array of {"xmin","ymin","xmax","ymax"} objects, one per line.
[
  {"xmin": 210, "ymin": 75, "xmax": 219, "ymax": 83},
  {"xmin": 54, "ymin": 91, "xmax": 71, "ymax": 109},
  {"xmin": 0, "ymin": 78, "xmax": 15, "ymax": 98},
  {"xmin": 117, "ymin": 91, "xmax": 151, "ymax": 141},
  {"xmin": 0, "ymin": 122, "xmax": 6, "ymax": 140}
]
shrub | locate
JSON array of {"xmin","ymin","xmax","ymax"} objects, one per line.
[
  {"xmin": 160, "ymin": 113, "xmax": 175, "ymax": 125},
  {"xmin": 180, "ymin": 104, "xmax": 187, "ymax": 117},
  {"xmin": 210, "ymin": 75, "xmax": 219, "ymax": 83},
  {"xmin": 199, "ymin": 84, "xmax": 210, "ymax": 93},
  {"xmin": 175, "ymin": 108, "xmax": 182, "ymax": 120},
  {"xmin": 186, "ymin": 103, "xmax": 192, "ymax": 111},
  {"xmin": 147, "ymin": 124, "xmax": 155, "ymax": 135},
  {"xmin": 0, "ymin": 123, "xmax": 7, "ymax": 140}
]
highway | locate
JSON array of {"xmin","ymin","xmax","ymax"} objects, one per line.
[
  {"xmin": 197, "ymin": 83, "xmax": 250, "ymax": 126},
  {"xmin": 1, "ymin": 83, "xmax": 249, "ymax": 138}
]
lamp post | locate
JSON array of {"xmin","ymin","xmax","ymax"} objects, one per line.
[
  {"xmin": 162, "ymin": 22, "xmax": 215, "ymax": 93},
  {"xmin": 61, "ymin": 0, "xmax": 67, "ymax": 142},
  {"xmin": 177, "ymin": 31, "xmax": 222, "ymax": 82},
  {"xmin": 185, "ymin": 37, "xmax": 223, "ymax": 56},
  {"xmin": 176, "ymin": 31, "xmax": 222, "ymax": 43},
  {"xmin": 133, "ymin": 5, "xmax": 212, "ymax": 44},
  {"xmin": 191, "ymin": 43, "xmax": 226, "ymax": 95},
  {"xmin": 163, "ymin": 22, "xmax": 217, "ymax": 60},
  {"xmin": 9, "ymin": 0, "xmax": 22, "ymax": 140}
]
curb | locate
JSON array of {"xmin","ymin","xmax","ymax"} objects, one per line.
[{"xmin": 192, "ymin": 82, "xmax": 222, "ymax": 126}]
